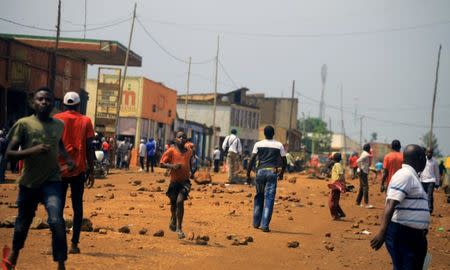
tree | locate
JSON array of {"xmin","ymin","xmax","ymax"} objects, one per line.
[
  {"xmin": 297, "ymin": 117, "xmax": 332, "ymax": 154},
  {"xmin": 370, "ymin": 132, "xmax": 378, "ymax": 142},
  {"xmin": 421, "ymin": 131, "xmax": 442, "ymax": 157}
]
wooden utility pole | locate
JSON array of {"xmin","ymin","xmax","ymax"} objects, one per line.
[
  {"xmin": 288, "ymin": 80, "xmax": 295, "ymax": 144},
  {"xmin": 84, "ymin": 0, "xmax": 87, "ymax": 39},
  {"xmin": 211, "ymin": 36, "xmax": 220, "ymax": 155},
  {"xmin": 340, "ymin": 83, "xmax": 347, "ymax": 167},
  {"xmin": 50, "ymin": 0, "xmax": 62, "ymax": 91},
  {"xmin": 429, "ymin": 44, "xmax": 442, "ymax": 150},
  {"xmin": 184, "ymin": 56, "xmax": 192, "ymax": 128},
  {"xmin": 115, "ymin": 3, "xmax": 137, "ymax": 137},
  {"xmin": 359, "ymin": 115, "xmax": 364, "ymax": 150}
]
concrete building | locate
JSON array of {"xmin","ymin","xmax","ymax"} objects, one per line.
[
  {"xmin": 177, "ymin": 88, "xmax": 260, "ymax": 154},
  {"xmin": 247, "ymin": 94, "xmax": 302, "ymax": 151},
  {"xmin": 331, "ymin": 133, "xmax": 360, "ymax": 154}
]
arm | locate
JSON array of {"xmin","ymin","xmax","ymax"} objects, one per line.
[
  {"xmin": 237, "ymin": 139, "xmax": 243, "ymax": 155},
  {"xmin": 370, "ymin": 199, "xmax": 399, "ymax": 250},
  {"xmin": 160, "ymin": 163, "xmax": 181, "ymax": 170},
  {"xmin": 279, "ymin": 156, "xmax": 287, "ymax": 180},
  {"xmin": 190, "ymin": 152, "xmax": 197, "ymax": 179},
  {"xmin": 222, "ymin": 136, "xmax": 228, "ymax": 152},
  {"xmin": 85, "ymin": 138, "xmax": 95, "ymax": 187},
  {"xmin": 5, "ymin": 139, "xmax": 50, "ymax": 161},
  {"xmin": 246, "ymin": 153, "xmax": 257, "ymax": 181},
  {"xmin": 381, "ymin": 169, "xmax": 388, "ymax": 191},
  {"xmin": 59, "ymin": 139, "xmax": 75, "ymax": 170},
  {"xmin": 434, "ymin": 161, "xmax": 440, "ymax": 186}
]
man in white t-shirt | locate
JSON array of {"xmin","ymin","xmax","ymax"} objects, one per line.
[
  {"xmin": 138, "ymin": 139, "xmax": 146, "ymax": 172},
  {"xmin": 213, "ymin": 146, "xmax": 221, "ymax": 173},
  {"xmin": 246, "ymin": 126, "xmax": 287, "ymax": 232},
  {"xmin": 222, "ymin": 129, "xmax": 242, "ymax": 183},
  {"xmin": 420, "ymin": 148, "xmax": 440, "ymax": 213},
  {"xmin": 371, "ymin": 144, "xmax": 429, "ymax": 269}
]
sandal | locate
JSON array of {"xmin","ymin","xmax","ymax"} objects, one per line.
[{"xmin": 2, "ymin": 246, "xmax": 14, "ymax": 270}]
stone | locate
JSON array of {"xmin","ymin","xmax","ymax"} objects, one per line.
[
  {"xmin": 65, "ymin": 218, "xmax": 73, "ymax": 229},
  {"xmin": 30, "ymin": 217, "xmax": 49, "ymax": 230},
  {"xmin": 94, "ymin": 226, "xmax": 114, "ymax": 232},
  {"xmin": 226, "ymin": 234, "xmax": 236, "ymax": 240},
  {"xmin": 156, "ymin": 179, "xmax": 165, "ymax": 183},
  {"xmin": 98, "ymin": 229, "xmax": 107, "ymax": 234},
  {"xmin": 244, "ymin": 236, "xmax": 254, "ymax": 243},
  {"xmin": 131, "ymin": 180, "xmax": 142, "ymax": 186},
  {"xmin": 196, "ymin": 235, "xmax": 210, "ymax": 242},
  {"xmin": 80, "ymin": 218, "xmax": 94, "ymax": 232},
  {"xmin": 136, "ymin": 187, "xmax": 149, "ymax": 192},
  {"xmin": 151, "ymin": 186, "xmax": 162, "ymax": 192},
  {"xmin": 351, "ymin": 223, "xmax": 360, "ymax": 229},
  {"xmin": 119, "ymin": 226, "xmax": 131, "ymax": 234},
  {"xmin": 325, "ymin": 233, "xmax": 332, "ymax": 238},
  {"xmin": 108, "ymin": 193, "xmax": 115, "ymax": 199},
  {"xmin": 288, "ymin": 177, "xmax": 297, "ymax": 184},
  {"xmin": 195, "ymin": 239, "xmax": 208, "ymax": 245},
  {"xmin": 307, "ymin": 202, "xmax": 313, "ymax": 206},
  {"xmin": 90, "ymin": 211, "xmax": 98, "ymax": 217},
  {"xmin": 139, "ymin": 228, "xmax": 148, "ymax": 235},
  {"xmin": 194, "ymin": 171, "xmax": 212, "ymax": 185},
  {"xmin": 246, "ymin": 193, "xmax": 252, "ymax": 198},
  {"xmin": 213, "ymin": 201, "xmax": 220, "ymax": 206},
  {"xmin": 103, "ymin": 183, "xmax": 115, "ymax": 187},
  {"xmin": 288, "ymin": 216, "xmax": 294, "ymax": 221},
  {"xmin": 8, "ymin": 203, "xmax": 18, "ymax": 208},
  {"xmin": 95, "ymin": 194, "xmax": 104, "ymax": 200},
  {"xmin": 128, "ymin": 207, "xmax": 135, "ymax": 211},
  {"xmin": 130, "ymin": 192, "xmax": 138, "ymax": 197},
  {"xmin": 0, "ymin": 216, "xmax": 16, "ymax": 228},
  {"xmin": 187, "ymin": 231, "xmax": 195, "ymax": 241},
  {"xmin": 238, "ymin": 239, "xmax": 248, "ymax": 245},
  {"xmin": 153, "ymin": 230, "xmax": 164, "ymax": 237},
  {"xmin": 325, "ymin": 242, "xmax": 335, "ymax": 251},
  {"xmin": 228, "ymin": 210, "xmax": 236, "ymax": 216},
  {"xmin": 287, "ymin": 241, "xmax": 300, "ymax": 248}
]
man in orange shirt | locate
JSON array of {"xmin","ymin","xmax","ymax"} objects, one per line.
[
  {"xmin": 54, "ymin": 92, "xmax": 95, "ymax": 254},
  {"xmin": 160, "ymin": 130, "xmax": 196, "ymax": 239},
  {"xmin": 349, "ymin": 153, "xmax": 359, "ymax": 179},
  {"xmin": 381, "ymin": 140, "xmax": 403, "ymax": 192}
]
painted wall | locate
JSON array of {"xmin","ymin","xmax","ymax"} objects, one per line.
[
  {"xmin": 142, "ymin": 78, "xmax": 177, "ymax": 125},
  {"xmin": 177, "ymin": 103, "xmax": 231, "ymax": 137}
]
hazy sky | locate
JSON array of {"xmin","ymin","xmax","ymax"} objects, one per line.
[{"xmin": 2, "ymin": 0, "xmax": 450, "ymax": 154}]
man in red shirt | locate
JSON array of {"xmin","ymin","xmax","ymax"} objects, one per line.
[
  {"xmin": 54, "ymin": 92, "xmax": 95, "ymax": 254},
  {"xmin": 160, "ymin": 130, "xmax": 196, "ymax": 239},
  {"xmin": 381, "ymin": 140, "xmax": 403, "ymax": 192},
  {"xmin": 349, "ymin": 153, "xmax": 359, "ymax": 179}
]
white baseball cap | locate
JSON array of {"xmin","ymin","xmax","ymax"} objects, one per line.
[{"xmin": 63, "ymin": 92, "xmax": 80, "ymax": 105}]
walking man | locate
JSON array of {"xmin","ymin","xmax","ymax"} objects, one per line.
[
  {"xmin": 381, "ymin": 140, "xmax": 403, "ymax": 193},
  {"xmin": 54, "ymin": 91, "xmax": 95, "ymax": 254},
  {"xmin": 0, "ymin": 130, "xmax": 7, "ymax": 183},
  {"xmin": 160, "ymin": 130, "xmax": 196, "ymax": 239},
  {"xmin": 371, "ymin": 144, "xmax": 429, "ymax": 270},
  {"xmin": 349, "ymin": 152, "xmax": 359, "ymax": 179},
  {"xmin": 146, "ymin": 138, "xmax": 156, "ymax": 173},
  {"xmin": 222, "ymin": 129, "xmax": 242, "ymax": 183},
  {"xmin": 138, "ymin": 139, "xmax": 146, "ymax": 172},
  {"xmin": 213, "ymin": 146, "xmax": 221, "ymax": 173},
  {"xmin": 356, "ymin": 143, "xmax": 373, "ymax": 208},
  {"xmin": 2, "ymin": 87, "xmax": 73, "ymax": 270},
  {"xmin": 247, "ymin": 126, "xmax": 286, "ymax": 232},
  {"xmin": 420, "ymin": 148, "xmax": 440, "ymax": 214}
]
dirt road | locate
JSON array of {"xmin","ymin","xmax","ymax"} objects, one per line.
[{"xmin": 1, "ymin": 169, "xmax": 448, "ymax": 269}]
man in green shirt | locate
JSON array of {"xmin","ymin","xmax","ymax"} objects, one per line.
[{"xmin": 2, "ymin": 87, "xmax": 73, "ymax": 270}]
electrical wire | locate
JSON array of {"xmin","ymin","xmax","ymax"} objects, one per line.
[
  {"xmin": 136, "ymin": 17, "xmax": 215, "ymax": 65},
  {"xmin": 62, "ymin": 12, "xmax": 133, "ymax": 27},
  {"xmin": 218, "ymin": 60, "xmax": 239, "ymax": 89}
]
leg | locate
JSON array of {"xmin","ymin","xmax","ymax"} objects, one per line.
[
  {"xmin": 69, "ymin": 176, "xmax": 85, "ymax": 253},
  {"xmin": 361, "ymin": 172, "xmax": 369, "ymax": 204},
  {"xmin": 175, "ymin": 192, "xmax": 185, "ymax": 238},
  {"xmin": 9, "ymin": 185, "xmax": 40, "ymax": 267},
  {"xmin": 335, "ymin": 192, "xmax": 345, "ymax": 218},
  {"xmin": 384, "ymin": 222, "xmax": 401, "ymax": 270},
  {"xmin": 226, "ymin": 154, "xmax": 232, "ymax": 182},
  {"xmin": 41, "ymin": 181, "xmax": 67, "ymax": 263},
  {"xmin": 356, "ymin": 173, "xmax": 364, "ymax": 205},
  {"xmin": 260, "ymin": 171, "xmax": 277, "ymax": 231},
  {"xmin": 169, "ymin": 196, "xmax": 177, "ymax": 232},
  {"xmin": 328, "ymin": 190, "xmax": 338, "ymax": 219},
  {"xmin": 424, "ymin": 182, "xmax": 435, "ymax": 213},
  {"xmin": 150, "ymin": 156, "xmax": 155, "ymax": 173},
  {"xmin": 253, "ymin": 171, "xmax": 265, "ymax": 228},
  {"xmin": 146, "ymin": 156, "xmax": 150, "ymax": 172}
]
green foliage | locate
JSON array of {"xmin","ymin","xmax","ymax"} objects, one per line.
[
  {"xmin": 297, "ymin": 117, "xmax": 332, "ymax": 154},
  {"xmin": 421, "ymin": 131, "xmax": 442, "ymax": 157}
]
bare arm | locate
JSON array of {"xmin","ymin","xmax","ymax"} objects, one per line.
[
  {"xmin": 370, "ymin": 199, "xmax": 399, "ymax": 250},
  {"xmin": 246, "ymin": 153, "xmax": 257, "ymax": 180},
  {"xmin": 279, "ymin": 156, "xmax": 287, "ymax": 180},
  {"xmin": 6, "ymin": 139, "xmax": 50, "ymax": 161},
  {"xmin": 86, "ymin": 138, "xmax": 95, "ymax": 171}
]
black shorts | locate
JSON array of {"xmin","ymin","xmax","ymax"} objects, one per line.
[{"xmin": 166, "ymin": 180, "xmax": 191, "ymax": 201}]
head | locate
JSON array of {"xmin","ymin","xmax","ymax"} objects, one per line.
[
  {"xmin": 63, "ymin": 91, "xmax": 80, "ymax": 111},
  {"xmin": 426, "ymin": 148, "xmax": 433, "ymax": 160},
  {"xmin": 391, "ymin": 140, "xmax": 401, "ymax": 152},
  {"xmin": 174, "ymin": 129, "xmax": 187, "ymax": 148},
  {"xmin": 263, "ymin": 125, "xmax": 275, "ymax": 140},
  {"xmin": 215, "ymin": 146, "xmax": 219, "ymax": 150},
  {"xmin": 148, "ymin": 137, "xmax": 154, "ymax": 142},
  {"xmin": 333, "ymin": 152, "xmax": 342, "ymax": 162},
  {"xmin": 403, "ymin": 144, "xmax": 426, "ymax": 173},
  {"xmin": 141, "ymin": 139, "xmax": 145, "ymax": 143},
  {"xmin": 33, "ymin": 87, "xmax": 54, "ymax": 117},
  {"xmin": 363, "ymin": 143, "xmax": 371, "ymax": 152},
  {"xmin": 231, "ymin": 129, "xmax": 237, "ymax": 135}
]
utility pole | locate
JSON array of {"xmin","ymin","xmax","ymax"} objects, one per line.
[
  {"xmin": 115, "ymin": 2, "xmax": 136, "ymax": 137},
  {"xmin": 429, "ymin": 44, "xmax": 442, "ymax": 150},
  {"xmin": 288, "ymin": 80, "xmax": 295, "ymax": 145},
  {"xmin": 340, "ymin": 83, "xmax": 347, "ymax": 167},
  {"xmin": 184, "ymin": 56, "xmax": 192, "ymax": 128},
  {"xmin": 319, "ymin": 64, "xmax": 327, "ymax": 120},
  {"xmin": 211, "ymin": 35, "xmax": 220, "ymax": 155},
  {"xmin": 359, "ymin": 115, "xmax": 364, "ymax": 150},
  {"xmin": 84, "ymin": 0, "xmax": 87, "ymax": 39},
  {"xmin": 50, "ymin": 0, "xmax": 62, "ymax": 91}
]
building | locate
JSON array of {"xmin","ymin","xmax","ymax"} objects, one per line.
[
  {"xmin": 247, "ymin": 94, "xmax": 302, "ymax": 151},
  {"xmin": 0, "ymin": 34, "xmax": 141, "ymax": 129},
  {"xmin": 331, "ymin": 133, "xmax": 360, "ymax": 154},
  {"xmin": 177, "ymin": 88, "xmax": 260, "ymax": 155},
  {"xmin": 86, "ymin": 76, "xmax": 177, "ymax": 148},
  {"xmin": 371, "ymin": 142, "xmax": 391, "ymax": 163}
]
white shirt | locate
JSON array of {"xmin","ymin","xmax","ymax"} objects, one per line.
[
  {"xmin": 222, "ymin": 134, "xmax": 242, "ymax": 154},
  {"xmin": 357, "ymin": 150, "xmax": 371, "ymax": 174},
  {"xmin": 252, "ymin": 139, "xmax": 286, "ymax": 169},
  {"xmin": 139, "ymin": 143, "xmax": 146, "ymax": 157},
  {"xmin": 420, "ymin": 157, "xmax": 440, "ymax": 185},
  {"xmin": 387, "ymin": 164, "xmax": 430, "ymax": 230},
  {"xmin": 213, "ymin": 149, "xmax": 221, "ymax": 160}
]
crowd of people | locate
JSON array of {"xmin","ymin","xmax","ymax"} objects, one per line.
[{"xmin": 0, "ymin": 86, "xmax": 448, "ymax": 270}]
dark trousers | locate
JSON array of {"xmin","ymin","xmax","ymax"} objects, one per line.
[
  {"xmin": 329, "ymin": 190, "xmax": 345, "ymax": 219},
  {"xmin": 13, "ymin": 181, "xmax": 67, "ymax": 262},
  {"xmin": 139, "ymin": 156, "xmax": 145, "ymax": 170},
  {"xmin": 356, "ymin": 172, "xmax": 369, "ymax": 205},
  {"xmin": 146, "ymin": 155, "xmax": 156, "ymax": 172},
  {"xmin": 421, "ymin": 182, "xmax": 435, "ymax": 213},
  {"xmin": 213, "ymin": 159, "xmax": 220, "ymax": 173},
  {"xmin": 62, "ymin": 174, "xmax": 85, "ymax": 245},
  {"xmin": 0, "ymin": 154, "xmax": 6, "ymax": 182},
  {"xmin": 385, "ymin": 222, "xmax": 428, "ymax": 270}
]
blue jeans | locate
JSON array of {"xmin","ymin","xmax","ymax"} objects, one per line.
[
  {"xmin": 421, "ymin": 182, "xmax": 434, "ymax": 213},
  {"xmin": 253, "ymin": 169, "xmax": 278, "ymax": 230},
  {"xmin": 62, "ymin": 174, "xmax": 85, "ymax": 245},
  {"xmin": 385, "ymin": 222, "xmax": 427, "ymax": 270},
  {"xmin": 13, "ymin": 181, "xmax": 67, "ymax": 262}
]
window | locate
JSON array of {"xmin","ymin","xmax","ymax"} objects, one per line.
[
  {"xmin": 152, "ymin": 105, "xmax": 157, "ymax": 112},
  {"xmin": 168, "ymin": 110, "xmax": 172, "ymax": 117}
]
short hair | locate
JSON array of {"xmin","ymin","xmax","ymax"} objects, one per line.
[
  {"xmin": 34, "ymin": 86, "xmax": 53, "ymax": 97},
  {"xmin": 231, "ymin": 129, "xmax": 237, "ymax": 135},
  {"xmin": 333, "ymin": 152, "xmax": 342, "ymax": 162},
  {"xmin": 264, "ymin": 125, "xmax": 275, "ymax": 138},
  {"xmin": 363, "ymin": 143, "xmax": 371, "ymax": 152},
  {"xmin": 391, "ymin": 140, "xmax": 401, "ymax": 151}
]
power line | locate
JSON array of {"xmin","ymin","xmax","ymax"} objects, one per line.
[
  {"xmin": 218, "ymin": 60, "xmax": 239, "ymax": 89},
  {"xmin": 0, "ymin": 16, "xmax": 132, "ymax": 33},
  {"xmin": 136, "ymin": 16, "xmax": 215, "ymax": 65},
  {"xmin": 62, "ymin": 13, "xmax": 133, "ymax": 27}
]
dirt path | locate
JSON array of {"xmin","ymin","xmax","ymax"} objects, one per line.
[{"xmin": 0, "ymin": 169, "xmax": 449, "ymax": 270}]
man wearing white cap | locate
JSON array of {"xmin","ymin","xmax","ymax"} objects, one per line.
[{"xmin": 54, "ymin": 91, "xmax": 95, "ymax": 254}]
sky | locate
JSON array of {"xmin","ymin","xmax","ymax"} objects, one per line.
[{"xmin": 1, "ymin": 0, "xmax": 450, "ymax": 154}]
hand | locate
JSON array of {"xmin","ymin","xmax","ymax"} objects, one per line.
[
  {"xmin": 30, "ymin": 144, "xmax": 50, "ymax": 155},
  {"xmin": 370, "ymin": 233, "xmax": 385, "ymax": 251},
  {"xmin": 278, "ymin": 173, "xmax": 284, "ymax": 180},
  {"xmin": 66, "ymin": 159, "xmax": 75, "ymax": 172},
  {"xmin": 86, "ymin": 172, "xmax": 95, "ymax": 188},
  {"xmin": 380, "ymin": 184, "xmax": 386, "ymax": 193},
  {"xmin": 172, "ymin": 164, "xmax": 182, "ymax": 170}
]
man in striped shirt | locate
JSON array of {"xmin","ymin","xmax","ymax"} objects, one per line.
[{"xmin": 371, "ymin": 144, "xmax": 429, "ymax": 270}]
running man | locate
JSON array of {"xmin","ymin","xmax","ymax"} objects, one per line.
[
  {"xmin": 247, "ymin": 125, "xmax": 287, "ymax": 232},
  {"xmin": 356, "ymin": 143, "xmax": 373, "ymax": 208},
  {"xmin": 54, "ymin": 91, "xmax": 95, "ymax": 254},
  {"xmin": 160, "ymin": 130, "xmax": 196, "ymax": 239},
  {"xmin": 381, "ymin": 140, "xmax": 403, "ymax": 193},
  {"xmin": 3, "ymin": 87, "xmax": 73, "ymax": 270}
]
